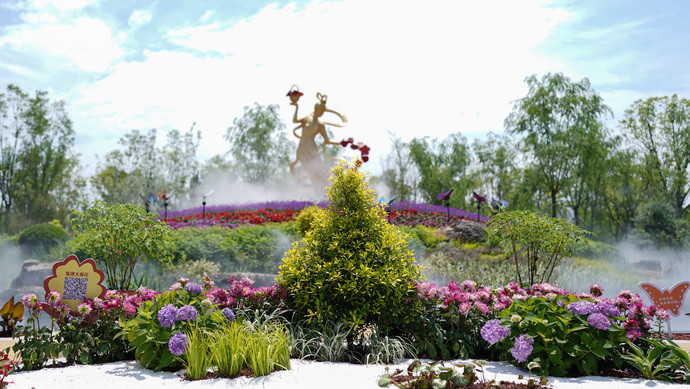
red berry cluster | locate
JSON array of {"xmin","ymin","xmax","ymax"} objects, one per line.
[{"xmin": 339, "ymin": 138, "xmax": 371, "ymax": 162}]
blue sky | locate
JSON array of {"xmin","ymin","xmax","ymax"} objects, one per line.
[{"xmin": 0, "ymin": 0, "xmax": 688, "ymax": 174}]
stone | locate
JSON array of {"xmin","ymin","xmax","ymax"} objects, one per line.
[
  {"xmin": 10, "ymin": 259, "xmax": 53, "ymax": 288},
  {"xmin": 437, "ymin": 219, "xmax": 487, "ymax": 243}
]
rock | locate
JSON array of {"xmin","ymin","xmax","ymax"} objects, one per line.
[
  {"xmin": 210, "ymin": 272, "xmax": 277, "ymax": 288},
  {"xmin": 438, "ymin": 219, "xmax": 487, "ymax": 243},
  {"xmin": 10, "ymin": 259, "xmax": 53, "ymax": 288}
]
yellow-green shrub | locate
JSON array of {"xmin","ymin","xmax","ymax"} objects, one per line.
[
  {"xmin": 278, "ymin": 160, "xmax": 422, "ymax": 336},
  {"xmin": 295, "ymin": 206, "xmax": 326, "ymax": 236}
]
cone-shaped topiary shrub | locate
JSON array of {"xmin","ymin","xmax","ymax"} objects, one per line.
[{"xmin": 278, "ymin": 159, "xmax": 422, "ymax": 336}]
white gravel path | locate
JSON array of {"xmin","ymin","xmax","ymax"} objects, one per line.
[{"xmin": 6, "ymin": 359, "xmax": 690, "ymax": 389}]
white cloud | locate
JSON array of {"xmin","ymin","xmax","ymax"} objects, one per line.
[
  {"xmin": 26, "ymin": 0, "xmax": 101, "ymax": 12},
  {"xmin": 0, "ymin": 6, "xmax": 123, "ymax": 73},
  {"xmin": 129, "ymin": 9, "xmax": 152, "ymax": 29}
]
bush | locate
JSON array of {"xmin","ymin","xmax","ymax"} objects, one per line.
[
  {"xmin": 17, "ymin": 220, "xmax": 69, "ymax": 257},
  {"xmin": 571, "ymin": 238, "xmax": 622, "ymax": 261},
  {"xmin": 295, "ymin": 206, "xmax": 326, "ymax": 237},
  {"xmin": 278, "ymin": 159, "xmax": 422, "ymax": 336},
  {"xmin": 170, "ymin": 224, "xmax": 298, "ymax": 273},
  {"xmin": 70, "ymin": 201, "xmax": 174, "ymax": 290},
  {"xmin": 487, "ymin": 211, "xmax": 589, "ymax": 288}
]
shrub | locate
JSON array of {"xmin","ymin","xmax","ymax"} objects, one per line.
[
  {"xmin": 17, "ymin": 220, "xmax": 69, "ymax": 257},
  {"xmin": 294, "ymin": 206, "xmax": 326, "ymax": 236},
  {"xmin": 170, "ymin": 224, "xmax": 298, "ymax": 273},
  {"xmin": 487, "ymin": 211, "xmax": 589, "ymax": 288},
  {"xmin": 571, "ymin": 238, "xmax": 622, "ymax": 261},
  {"xmin": 70, "ymin": 201, "xmax": 175, "ymax": 290},
  {"xmin": 278, "ymin": 159, "xmax": 422, "ymax": 336}
]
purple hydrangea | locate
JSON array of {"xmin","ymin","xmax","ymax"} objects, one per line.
[
  {"xmin": 596, "ymin": 303, "xmax": 620, "ymax": 317},
  {"xmin": 176, "ymin": 305, "xmax": 198, "ymax": 321},
  {"xmin": 169, "ymin": 332, "xmax": 188, "ymax": 356},
  {"xmin": 567, "ymin": 301, "xmax": 597, "ymax": 315},
  {"xmin": 186, "ymin": 282, "xmax": 203, "ymax": 295},
  {"xmin": 510, "ymin": 334, "xmax": 534, "ymax": 363},
  {"xmin": 222, "ymin": 307, "xmax": 236, "ymax": 321},
  {"xmin": 481, "ymin": 319, "xmax": 510, "ymax": 345},
  {"xmin": 588, "ymin": 313, "xmax": 611, "ymax": 330},
  {"xmin": 158, "ymin": 304, "xmax": 178, "ymax": 328}
]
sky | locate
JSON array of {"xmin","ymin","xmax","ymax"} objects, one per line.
[{"xmin": 0, "ymin": 0, "xmax": 689, "ymax": 176}]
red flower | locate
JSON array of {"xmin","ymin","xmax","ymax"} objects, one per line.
[{"xmin": 286, "ymin": 90, "xmax": 303, "ymax": 98}]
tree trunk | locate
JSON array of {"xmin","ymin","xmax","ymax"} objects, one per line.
[{"xmin": 551, "ymin": 189, "xmax": 558, "ymax": 218}]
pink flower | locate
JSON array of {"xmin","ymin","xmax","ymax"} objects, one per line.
[
  {"xmin": 656, "ymin": 309, "xmax": 670, "ymax": 322},
  {"xmin": 458, "ymin": 302, "xmax": 472, "ymax": 315},
  {"xmin": 627, "ymin": 329, "xmax": 642, "ymax": 341}
]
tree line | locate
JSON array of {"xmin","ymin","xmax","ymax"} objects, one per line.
[{"xmin": 2, "ymin": 74, "xmax": 689, "ymax": 245}]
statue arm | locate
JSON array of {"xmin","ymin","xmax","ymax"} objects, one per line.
[
  {"xmin": 291, "ymin": 102, "xmax": 303, "ymax": 124},
  {"xmin": 292, "ymin": 125, "xmax": 302, "ymax": 139},
  {"xmin": 324, "ymin": 109, "xmax": 347, "ymax": 127}
]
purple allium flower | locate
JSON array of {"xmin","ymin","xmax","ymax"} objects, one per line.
[
  {"xmin": 176, "ymin": 305, "xmax": 198, "ymax": 321},
  {"xmin": 222, "ymin": 307, "xmax": 235, "ymax": 321},
  {"xmin": 481, "ymin": 319, "xmax": 510, "ymax": 345},
  {"xmin": 169, "ymin": 332, "xmax": 188, "ymax": 356},
  {"xmin": 567, "ymin": 301, "xmax": 597, "ymax": 315},
  {"xmin": 588, "ymin": 313, "xmax": 611, "ymax": 330},
  {"xmin": 186, "ymin": 282, "xmax": 203, "ymax": 295},
  {"xmin": 158, "ymin": 304, "xmax": 178, "ymax": 328},
  {"xmin": 510, "ymin": 334, "xmax": 534, "ymax": 363}
]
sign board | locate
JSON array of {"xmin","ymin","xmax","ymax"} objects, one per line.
[
  {"xmin": 43, "ymin": 255, "xmax": 107, "ymax": 312},
  {"xmin": 639, "ymin": 281, "xmax": 690, "ymax": 316}
]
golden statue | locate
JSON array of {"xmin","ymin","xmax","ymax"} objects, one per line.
[{"xmin": 288, "ymin": 90, "xmax": 348, "ymax": 188}]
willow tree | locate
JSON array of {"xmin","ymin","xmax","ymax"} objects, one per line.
[{"xmin": 505, "ymin": 73, "xmax": 612, "ymax": 218}]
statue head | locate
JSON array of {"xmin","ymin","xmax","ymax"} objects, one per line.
[{"xmin": 314, "ymin": 93, "xmax": 328, "ymax": 117}]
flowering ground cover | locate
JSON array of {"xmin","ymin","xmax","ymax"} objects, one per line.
[{"xmin": 161, "ymin": 200, "xmax": 489, "ymax": 230}]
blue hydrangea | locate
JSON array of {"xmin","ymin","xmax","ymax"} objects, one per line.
[
  {"xmin": 176, "ymin": 305, "xmax": 198, "ymax": 321},
  {"xmin": 158, "ymin": 304, "xmax": 178, "ymax": 328},
  {"xmin": 510, "ymin": 334, "xmax": 534, "ymax": 363},
  {"xmin": 588, "ymin": 312, "xmax": 611, "ymax": 330},
  {"xmin": 222, "ymin": 307, "xmax": 235, "ymax": 321},
  {"xmin": 480, "ymin": 319, "xmax": 510, "ymax": 345},
  {"xmin": 186, "ymin": 282, "xmax": 203, "ymax": 295},
  {"xmin": 168, "ymin": 332, "xmax": 188, "ymax": 356}
]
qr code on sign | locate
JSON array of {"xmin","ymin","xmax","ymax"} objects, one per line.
[{"xmin": 63, "ymin": 277, "xmax": 88, "ymax": 300}]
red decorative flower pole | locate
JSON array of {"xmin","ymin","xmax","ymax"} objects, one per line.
[{"xmin": 473, "ymin": 192, "xmax": 487, "ymax": 222}]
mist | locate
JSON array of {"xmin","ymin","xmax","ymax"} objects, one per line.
[{"xmin": 0, "ymin": 240, "xmax": 24, "ymax": 295}]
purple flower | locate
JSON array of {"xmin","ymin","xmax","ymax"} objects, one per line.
[
  {"xmin": 596, "ymin": 303, "xmax": 620, "ymax": 317},
  {"xmin": 158, "ymin": 304, "xmax": 178, "ymax": 328},
  {"xmin": 510, "ymin": 334, "xmax": 534, "ymax": 363},
  {"xmin": 169, "ymin": 332, "xmax": 188, "ymax": 356},
  {"xmin": 186, "ymin": 282, "xmax": 203, "ymax": 295},
  {"xmin": 176, "ymin": 305, "xmax": 198, "ymax": 321},
  {"xmin": 481, "ymin": 319, "xmax": 510, "ymax": 345},
  {"xmin": 588, "ymin": 313, "xmax": 611, "ymax": 330},
  {"xmin": 567, "ymin": 301, "xmax": 597, "ymax": 315},
  {"xmin": 222, "ymin": 307, "xmax": 235, "ymax": 321}
]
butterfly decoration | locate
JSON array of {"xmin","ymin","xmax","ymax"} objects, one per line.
[
  {"xmin": 639, "ymin": 281, "xmax": 690, "ymax": 316},
  {"xmin": 438, "ymin": 189, "xmax": 453, "ymax": 202}
]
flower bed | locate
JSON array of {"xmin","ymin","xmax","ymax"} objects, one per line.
[{"xmin": 161, "ymin": 200, "xmax": 489, "ymax": 230}]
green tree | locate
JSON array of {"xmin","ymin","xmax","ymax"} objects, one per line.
[
  {"xmin": 91, "ymin": 127, "xmax": 200, "ymax": 206},
  {"xmin": 224, "ymin": 103, "xmax": 294, "ymax": 183},
  {"xmin": 473, "ymin": 132, "xmax": 518, "ymax": 200},
  {"xmin": 380, "ymin": 131, "xmax": 417, "ymax": 201},
  {"xmin": 70, "ymin": 201, "xmax": 174, "ymax": 289},
  {"xmin": 619, "ymin": 95, "xmax": 690, "ymax": 217},
  {"xmin": 601, "ymin": 148, "xmax": 646, "ymax": 240},
  {"xmin": 409, "ymin": 133, "xmax": 474, "ymax": 209},
  {"xmin": 0, "ymin": 84, "xmax": 80, "ymax": 228},
  {"xmin": 505, "ymin": 73, "xmax": 612, "ymax": 218}
]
